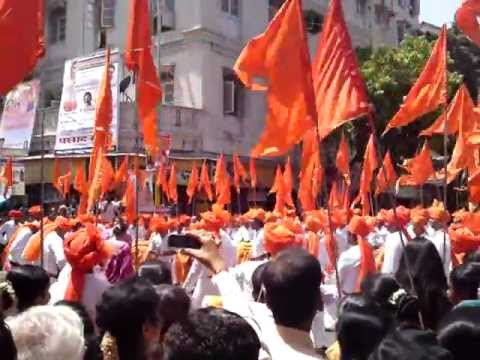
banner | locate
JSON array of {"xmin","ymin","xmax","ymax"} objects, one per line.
[
  {"xmin": 0, "ymin": 80, "xmax": 40, "ymax": 153},
  {"xmin": 55, "ymin": 49, "xmax": 121, "ymax": 152},
  {"xmin": 0, "ymin": 161, "xmax": 25, "ymax": 197}
]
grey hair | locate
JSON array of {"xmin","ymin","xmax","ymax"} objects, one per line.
[{"xmin": 7, "ymin": 305, "xmax": 85, "ymax": 360}]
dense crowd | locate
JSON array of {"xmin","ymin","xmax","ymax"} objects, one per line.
[{"xmin": 0, "ymin": 199, "xmax": 480, "ymax": 360}]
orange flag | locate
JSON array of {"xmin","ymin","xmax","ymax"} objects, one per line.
[
  {"xmin": 0, "ymin": 0, "xmax": 45, "ymax": 95},
  {"xmin": 88, "ymin": 149, "xmax": 107, "ymax": 211},
  {"xmin": 336, "ymin": 134, "xmax": 350, "ymax": 184},
  {"xmin": 328, "ymin": 181, "xmax": 342, "ymax": 209},
  {"xmin": 168, "ymin": 163, "xmax": 178, "ymax": 204},
  {"xmin": 123, "ymin": 175, "xmax": 137, "ymax": 224},
  {"xmin": 468, "ymin": 170, "xmax": 480, "ymax": 204},
  {"xmin": 114, "ymin": 156, "xmax": 129, "ymax": 186},
  {"xmin": 284, "ymin": 158, "xmax": 295, "ymax": 208},
  {"xmin": 74, "ymin": 162, "xmax": 87, "ymax": 194},
  {"xmin": 58, "ymin": 171, "xmax": 72, "ymax": 197},
  {"xmin": 421, "ymin": 84, "xmax": 473, "ymax": 137},
  {"xmin": 383, "ymin": 26, "xmax": 448, "ymax": 135},
  {"xmin": 125, "ymin": 0, "xmax": 162, "ymax": 156},
  {"xmin": 53, "ymin": 158, "xmax": 63, "ymax": 194},
  {"xmin": 299, "ymin": 129, "xmax": 320, "ymax": 211},
  {"xmin": 375, "ymin": 151, "xmax": 397, "ymax": 195},
  {"xmin": 313, "ymin": 0, "xmax": 370, "ymax": 139},
  {"xmin": 249, "ymin": 157, "xmax": 257, "ymax": 189},
  {"xmin": 186, "ymin": 163, "xmax": 199, "ymax": 204},
  {"xmin": 214, "ymin": 155, "xmax": 231, "ymax": 206},
  {"xmin": 101, "ymin": 157, "xmax": 115, "ymax": 195},
  {"xmin": 407, "ymin": 142, "xmax": 435, "ymax": 185},
  {"xmin": 233, "ymin": 153, "xmax": 247, "ymax": 193},
  {"xmin": 270, "ymin": 166, "xmax": 287, "ymax": 215},
  {"xmin": 456, "ymin": 0, "xmax": 480, "ymax": 47},
  {"xmin": 234, "ymin": 0, "xmax": 315, "ymax": 157},
  {"xmin": 156, "ymin": 164, "xmax": 168, "ymax": 196},
  {"xmin": 199, "ymin": 161, "xmax": 213, "ymax": 202},
  {"xmin": 216, "ymin": 174, "xmax": 231, "ymax": 207},
  {"xmin": 357, "ymin": 135, "xmax": 378, "ymax": 215},
  {"xmin": 2, "ymin": 157, "xmax": 13, "ymax": 188}
]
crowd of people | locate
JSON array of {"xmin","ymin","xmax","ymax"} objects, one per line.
[{"xmin": 0, "ymin": 198, "xmax": 480, "ymax": 360}]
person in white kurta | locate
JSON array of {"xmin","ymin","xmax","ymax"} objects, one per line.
[
  {"xmin": 42, "ymin": 230, "xmax": 67, "ymax": 277},
  {"xmin": 381, "ymin": 229, "xmax": 409, "ymax": 274},
  {"xmin": 427, "ymin": 224, "xmax": 451, "ymax": 277},
  {"xmin": 8, "ymin": 226, "xmax": 33, "ymax": 265},
  {"xmin": 0, "ymin": 218, "xmax": 18, "ymax": 247}
]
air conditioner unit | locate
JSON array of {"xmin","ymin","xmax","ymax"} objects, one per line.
[
  {"xmin": 101, "ymin": 0, "xmax": 116, "ymax": 28},
  {"xmin": 159, "ymin": 0, "xmax": 175, "ymax": 30}
]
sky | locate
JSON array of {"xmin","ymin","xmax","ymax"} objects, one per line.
[{"xmin": 420, "ymin": 0, "xmax": 462, "ymax": 26}]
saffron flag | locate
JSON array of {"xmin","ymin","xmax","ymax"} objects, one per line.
[
  {"xmin": 58, "ymin": 171, "xmax": 72, "ymax": 197},
  {"xmin": 234, "ymin": 0, "xmax": 315, "ymax": 157},
  {"xmin": 468, "ymin": 169, "xmax": 480, "ymax": 204},
  {"xmin": 53, "ymin": 158, "xmax": 63, "ymax": 195},
  {"xmin": 87, "ymin": 149, "xmax": 106, "ymax": 211},
  {"xmin": 156, "ymin": 164, "xmax": 168, "ymax": 198},
  {"xmin": 100, "ymin": 157, "xmax": 115, "ymax": 195},
  {"xmin": 299, "ymin": 129, "xmax": 320, "ymax": 211},
  {"xmin": 336, "ymin": 134, "xmax": 351, "ymax": 184},
  {"xmin": 383, "ymin": 26, "xmax": 448, "ymax": 135},
  {"xmin": 199, "ymin": 161, "xmax": 214, "ymax": 202},
  {"xmin": 249, "ymin": 157, "xmax": 257, "ymax": 189},
  {"xmin": 114, "ymin": 156, "xmax": 129, "ymax": 187},
  {"xmin": 313, "ymin": 0, "xmax": 370, "ymax": 139},
  {"xmin": 168, "ymin": 163, "xmax": 178, "ymax": 204},
  {"xmin": 123, "ymin": 175, "xmax": 137, "ymax": 224},
  {"xmin": 421, "ymin": 84, "xmax": 473, "ymax": 137},
  {"xmin": 186, "ymin": 164, "xmax": 199, "ymax": 204},
  {"xmin": 284, "ymin": 158, "xmax": 295, "ymax": 208},
  {"xmin": 0, "ymin": 0, "xmax": 45, "ymax": 95},
  {"xmin": 403, "ymin": 142, "xmax": 435, "ymax": 186},
  {"xmin": 270, "ymin": 166, "xmax": 287, "ymax": 215},
  {"xmin": 375, "ymin": 151, "xmax": 397, "ymax": 195},
  {"xmin": 233, "ymin": 153, "xmax": 247, "ymax": 193},
  {"xmin": 456, "ymin": 0, "xmax": 480, "ymax": 47},
  {"xmin": 74, "ymin": 162, "xmax": 87, "ymax": 195},
  {"xmin": 2, "ymin": 157, "xmax": 13, "ymax": 188},
  {"xmin": 125, "ymin": 0, "xmax": 162, "ymax": 156},
  {"xmin": 214, "ymin": 155, "xmax": 231, "ymax": 206},
  {"xmin": 357, "ymin": 135, "xmax": 378, "ymax": 215}
]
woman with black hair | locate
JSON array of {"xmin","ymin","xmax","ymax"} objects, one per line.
[
  {"xmin": 395, "ymin": 237, "xmax": 452, "ymax": 330},
  {"xmin": 5, "ymin": 264, "xmax": 50, "ymax": 313},
  {"xmin": 96, "ymin": 277, "xmax": 161, "ymax": 360},
  {"xmin": 0, "ymin": 274, "xmax": 17, "ymax": 360}
]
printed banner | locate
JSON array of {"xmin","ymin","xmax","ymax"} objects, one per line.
[
  {"xmin": 0, "ymin": 80, "xmax": 40, "ymax": 153},
  {"xmin": 55, "ymin": 49, "xmax": 121, "ymax": 152}
]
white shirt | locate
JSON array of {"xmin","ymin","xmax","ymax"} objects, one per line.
[
  {"xmin": 149, "ymin": 232, "xmax": 174, "ymax": 264},
  {"xmin": 0, "ymin": 219, "xmax": 16, "ymax": 246},
  {"xmin": 337, "ymin": 245, "xmax": 361, "ymax": 295},
  {"xmin": 381, "ymin": 231, "xmax": 408, "ymax": 275},
  {"xmin": 49, "ymin": 264, "xmax": 111, "ymax": 324},
  {"xmin": 232, "ymin": 226, "xmax": 251, "ymax": 246},
  {"xmin": 43, "ymin": 231, "xmax": 66, "ymax": 277},
  {"xmin": 8, "ymin": 227, "xmax": 32, "ymax": 264},
  {"xmin": 100, "ymin": 201, "xmax": 119, "ymax": 223},
  {"xmin": 252, "ymin": 228, "xmax": 265, "ymax": 258},
  {"xmin": 428, "ymin": 228, "xmax": 451, "ymax": 276},
  {"xmin": 368, "ymin": 226, "xmax": 389, "ymax": 247}
]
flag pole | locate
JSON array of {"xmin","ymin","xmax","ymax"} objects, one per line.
[
  {"xmin": 40, "ymin": 110, "xmax": 45, "ymax": 268},
  {"xmin": 442, "ymin": 100, "xmax": 449, "ymax": 266}
]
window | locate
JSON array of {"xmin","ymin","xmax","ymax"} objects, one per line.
[
  {"xmin": 161, "ymin": 65, "xmax": 175, "ymax": 105},
  {"xmin": 223, "ymin": 68, "xmax": 242, "ymax": 116},
  {"xmin": 101, "ymin": 0, "xmax": 116, "ymax": 28},
  {"xmin": 49, "ymin": 7, "xmax": 66, "ymax": 44},
  {"xmin": 356, "ymin": 0, "xmax": 367, "ymax": 15},
  {"xmin": 397, "ymin": 0, "xmax": 406, "ymax": 8},
  {"xmin": 269, "ymin": 0, "xmax": 285, "ymax": 20},
  {"xmin": 221, "ymin": 0, "xmax": 240, "ymax": 17},
  {"xmin": 304, "ymin": 10, "xmax": 322, "ymax": 34}
]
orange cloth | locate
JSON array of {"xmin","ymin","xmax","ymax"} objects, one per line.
[
  {"xmin": 283, "ymin": 158, "xmax": 295, "ymax": 208},
  {"xmin": 214, "ymin": 155, "xmax": 231, "ymax": 206},
  {"xmin": 348, "ymin": 216, "xmax": 376, "ymax": 289},
  {"xmin": 156, "ymin": 164, "xmax": 169, "ymax": 199},
  {"xmin": 168, "ymin": 163, "xmax": 178, "ymax": 204},
  {"xmin": 64, "ymin": 225, "xmax": 111, "ymax": 301},
  {"xmin": 336, "ymin": 134, "xmax": 351, "ymax": 185},
  {"xmin": 270, "ymin": 166, "xmax": 287, "ymax": 216},
  {"xmin": 420, "ymin": 84, "xmax": 472, "ymax": 137},
  {"xmin": 356, "ymin": 135, "xmax": 378, "ymax": 215},
  {"xmin": 2, "ymin": 157, "xmax": 13, "ymax": 188},
  {"xmin": 305, "ymin": 231, "xmax": 320, "ymax": 258},
  {"xmin": 175, "ymin": 253, "xmax": 192, "ymax": 284},
  {"xmin": 87, "ymin": 148, "xmax": 107, "ymax": 211},
  {"xmin": 186, "ymin": 163, "xmax": 199, "ymax": 204},
  {"xmin": 469, "ymin": 170, "xmax": 480, "ymax": 204},
  {"xmin": 234, "ymin": 0, "xmax": 315, "ymax": 157},
  {"xmin": 125, "ymin": 0, "xmax": 162, "ymax": 156},
  {"xmin": 123, "ymin": 175, "xmax": 137, "ymax": 225},
  {"xmin": 264, "ymin": 222, "xmax": 302, "ymax": 256},
  {"xmin": 383, "ymin": 26, "xmax": 447, "ymax": 134},
  {"xmin": 0, "ymin": 0, "xmax": 45, "ymax": 95},
  {"xmin": 456, "ymin": 0, "xmax": 480, "ymax": 47},
  {"xmin": 233, "ymin": 153, "xmax": 247, "ymax": 193},
  {"xmin": 199, "ymin": 160, "xmax": 214, "ymax": 202},
  {"xmin": 428, "ymin": 200, "xmax": 450, "ymax": 224},
  {"xmin": 399, "ymin": 142, "xmax": 435, "ymax": 186},
  {"xmin": 313, "ymin": 0, "xmax": 370, "ymax": 139},
  {"xmin": 299, "ymin": 129, "xmax": 321, "ymax": 212},
  {"xmin": 22, "ymin": 221, "xmax": 57, "ymax": 262},
  {"xmin": 100, "ymin": 158, "xmax": 115, "ymax": 195},
  {"xmin": 244, "ymin": 208, "xmax": 266, "ymax": 223},
  {"xmin": 150, "ymin": 216, "xmax": 169, "ymax": 233},
  {"xmin": 74, "ymin": 162, "xmax": 88, "ymax": 195},
  {"xmin": 249, "ymin": 157, "xmax": 257, "ymax": 189},
  {"xmin": 375, "ymin": 151, "xmax": 397, "ymax": 195},
  {"xmin": 384, "ymin": 206, "xmax": 411, "ymax": 228},
  {"xmin": 114, "ymin": 156, "xmax": 129, "ymax": 187}
]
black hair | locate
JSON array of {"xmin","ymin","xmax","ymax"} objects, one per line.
[
  {"xmin": 138, "ymin": 260, "xmax": 172, "ymax": 286},
  {"xmin": 438, "ymin": 307, "xmax": 480, "ymax": 360},
  {"xmin": 263, "ymin": 248, "xmax": 322, "ymax": 328},
  {"xmin": 395, "ymin": 238, "xmax": 452, "ymax": 329},
  {"xmin": 251, "ymin": 262, "xmax": 268, "ymax": 302},
  {"xmin": 96, "ymin": 277, "xmax": 160, "ymax": 360},
  {"xmin": 0, "ymin": 320, "xmax": 16, "ymax": 360},
  {"xmin": 6, "ymin": 265, "xmax": 50, "ymax": 312},
  {"xmin": 450, "ymin": 262, "xmax": 480, "ymax": 303},
  {"xmin": 155, "ymin": 284, "xmax": 190, "ymax": 335},
  {"xmin": 55, "ymin": 300, "xmax": 102, "ymax": 360},
  {"xmin": 464, "ymin": 250, "xmax": 480, "ymax": 264},
  {"xmin": 162, "ymin": 307, "xmax": 260, "ymax": 360}
]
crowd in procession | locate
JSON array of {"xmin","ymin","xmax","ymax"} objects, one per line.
[{"xmin": 0, "ymin": 196, "xmax": 480, "ymax": 360}]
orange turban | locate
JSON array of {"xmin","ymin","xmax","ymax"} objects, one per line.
[
  {"xmin": 264, "ymin": 222, "xmax": 302, "ymax": 256},
  {"xmin": 8, "ymin": 210, "xmax": 22, "ymax": 219},
  {"xmin": 78, "ymin": 214, "xmax": 95, "ymax": 224},
  {"xmin": 64, "ymin": 225, "xmax": 112, "ymax": 301},
  {"xmin": 150, "ymin": 216, "xmax": 169, "ymax": 233},
  {"xmin": 410, "ymin": 207, "xmax": 429, "ymax": 227},
  {"xmin": 265, "ymin": 212, "xmax": 279, "ymax": 223},
  {"xmin": 55, "ymin": 216, "xmax": 73, "ymax": 232},
  {"xmin": 384, "ymin": 207, "xmax": 410, "ymax": 228},
  {"xmin": 28, "ymin": 205, "xmax": 42, "ymax": 217},
  {"xmin": 305, "ymin": 216, "xmax": 322, "ymax": 233},
  {"xmin": 348, "ymin": 215, "xmax": 376, "ymax": 290},
  {"xmin": 22, "ymin": 220, "xmax": 58, "ymax": 262},
  {"xmin": 449, "ymin": 225, "xmax": 480, "ymax": 254},
  {"xmin": 244, "ymin": 208, "xmax": 266, "ymax": 223},
  {"xmin": 428, "ymin": 200, "xmax": 450, "ymax": 224}
]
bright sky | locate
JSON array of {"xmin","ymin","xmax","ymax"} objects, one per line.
[{"xmin": 420, "ymin": 0, "xmax": 462, "ymax": 26}]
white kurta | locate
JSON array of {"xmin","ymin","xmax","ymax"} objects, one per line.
[
  {"xmin": 43, "ymin": 231, "xmax": 66, "ymax": 277},
  {"xmin": 0, "ymin": 219, "xmax": 16, "ymax": 246},
  {"xmin": 381, "ymin": 231, "xmax": 407, "ymax": 275},
  {"xmin": 8, "ymin": 227, "xmax": 32, "ymax": 265},
  {"xmin": 337, "ymin": 245, "xmax": 361, "ymax": 295}
]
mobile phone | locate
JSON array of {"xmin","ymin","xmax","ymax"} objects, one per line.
[{"xmin": 167, "ymin": 234, "xmax": 202, "ymax": 249}]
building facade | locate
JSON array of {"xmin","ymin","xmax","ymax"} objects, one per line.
[{"xmin": 2, "ymin": 0, "xmax": 421, "ymax": 206}]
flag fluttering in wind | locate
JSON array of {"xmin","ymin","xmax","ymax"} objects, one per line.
[
  {"xmin": 399, "ymin": 142, "xmax": 435, "ymax": 186},
  {"xmin": 421, "ymin": 84, "xmax": 474, "ymax": 137},
  {"xmin": 58, "ymin": 171, "xmax": 72, "ymax": 197},
  {"xmin": 2, "ymin": 157, "xmax": 13, "ymax": 189},
  {"xmin": 186, "ymin": 164, "xmax": 199, "ymax": 204},
  {"xmin": 199, "ymin": 161, "xmax": 214, "ymax": 202},
  {"xmin": 249, "ymin": 157, "xmax": 257, "ymax": 189},
  {"xmin": 74, "ymin": 162, "xmax": 88, "ymax": 214},
  {"xmin": 284, "ymin": 158, "xmax": 295, "ymax": 208},
  {"xmin": 124, "ymin": 174, "xmax": 137, "ymax": 224},
  {"xmin": 355, "ymin": 135, "xmax": 378, "ymax": 215},
  {"xmin": 114, "ymin": 156, "xmax": 129, "ymax": 187},
  {"xmin": 233, "ymin": 153, "xmax": 247, "ymax": 193},
  {"xmin": 313, "ymin": 0, "xmax": 370, "ymax": 139},
  {"xmin": 456, "ymin": 0, "xmax": 480, "ymax": 47},
  {"xmin": 156, "ymin": 164, "xmax": 169, "ymax": 199},
  {"xmin": 53, "ymin": 158, "xmax": 63, "ymax": 195},
  {"xmin": 168, "ymin": 163, "xmax": 178, "ymax": 204},
  {"xmin": 125, "ymin": 0, "xmax": 162, "ymax": 156},
  {"xmin": 100, "ymin": 158, "xmax": 115, "ymax": 195},
  {"xmin": 468, "ymin": 169, "xmax": 480, "ymax": 204},
  {"xmin": 336, "ymin": 134, "xmax": 351, "ymax": 185},
  {"xmin": 383, "ymin": 26, "xmax": 448, "ymax": 135},
  {"xmin": 299, "ymin": 129, "xmax": 320, "ymax": 212},
  {"xmin": 214, "ymin": 155, "xmax": 231, "ymax": 206},
  {"xmin": 234, "ymin": 0, "xmax": 315, "ymax": 157},
  {"xmin": 0, "ymin": 0, "xmax": 45, "ymax": 95},
  {"xmin": 270, "ymin": 166, "xmax": 287, "ymax": 215},
  {"xmin": 375, "ymin": 151, "xmax": 397, "ymax": 195}
]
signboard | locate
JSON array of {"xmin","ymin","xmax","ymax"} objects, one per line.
[
  {"xmin": 0, "ymin": 80, "xmax": 40, "ymax": 153},
  {"xmin": 0, "ymin": 161, "xmax": 25, "ymax": 197},
  {"xmin": 55, "ymin": 49, "xmax": 121, "ymax": 152}
]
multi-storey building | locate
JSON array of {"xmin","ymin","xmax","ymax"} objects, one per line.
[{"xmin": 3, "ymin": 0, "xmax": 421, "ymax": 206}]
